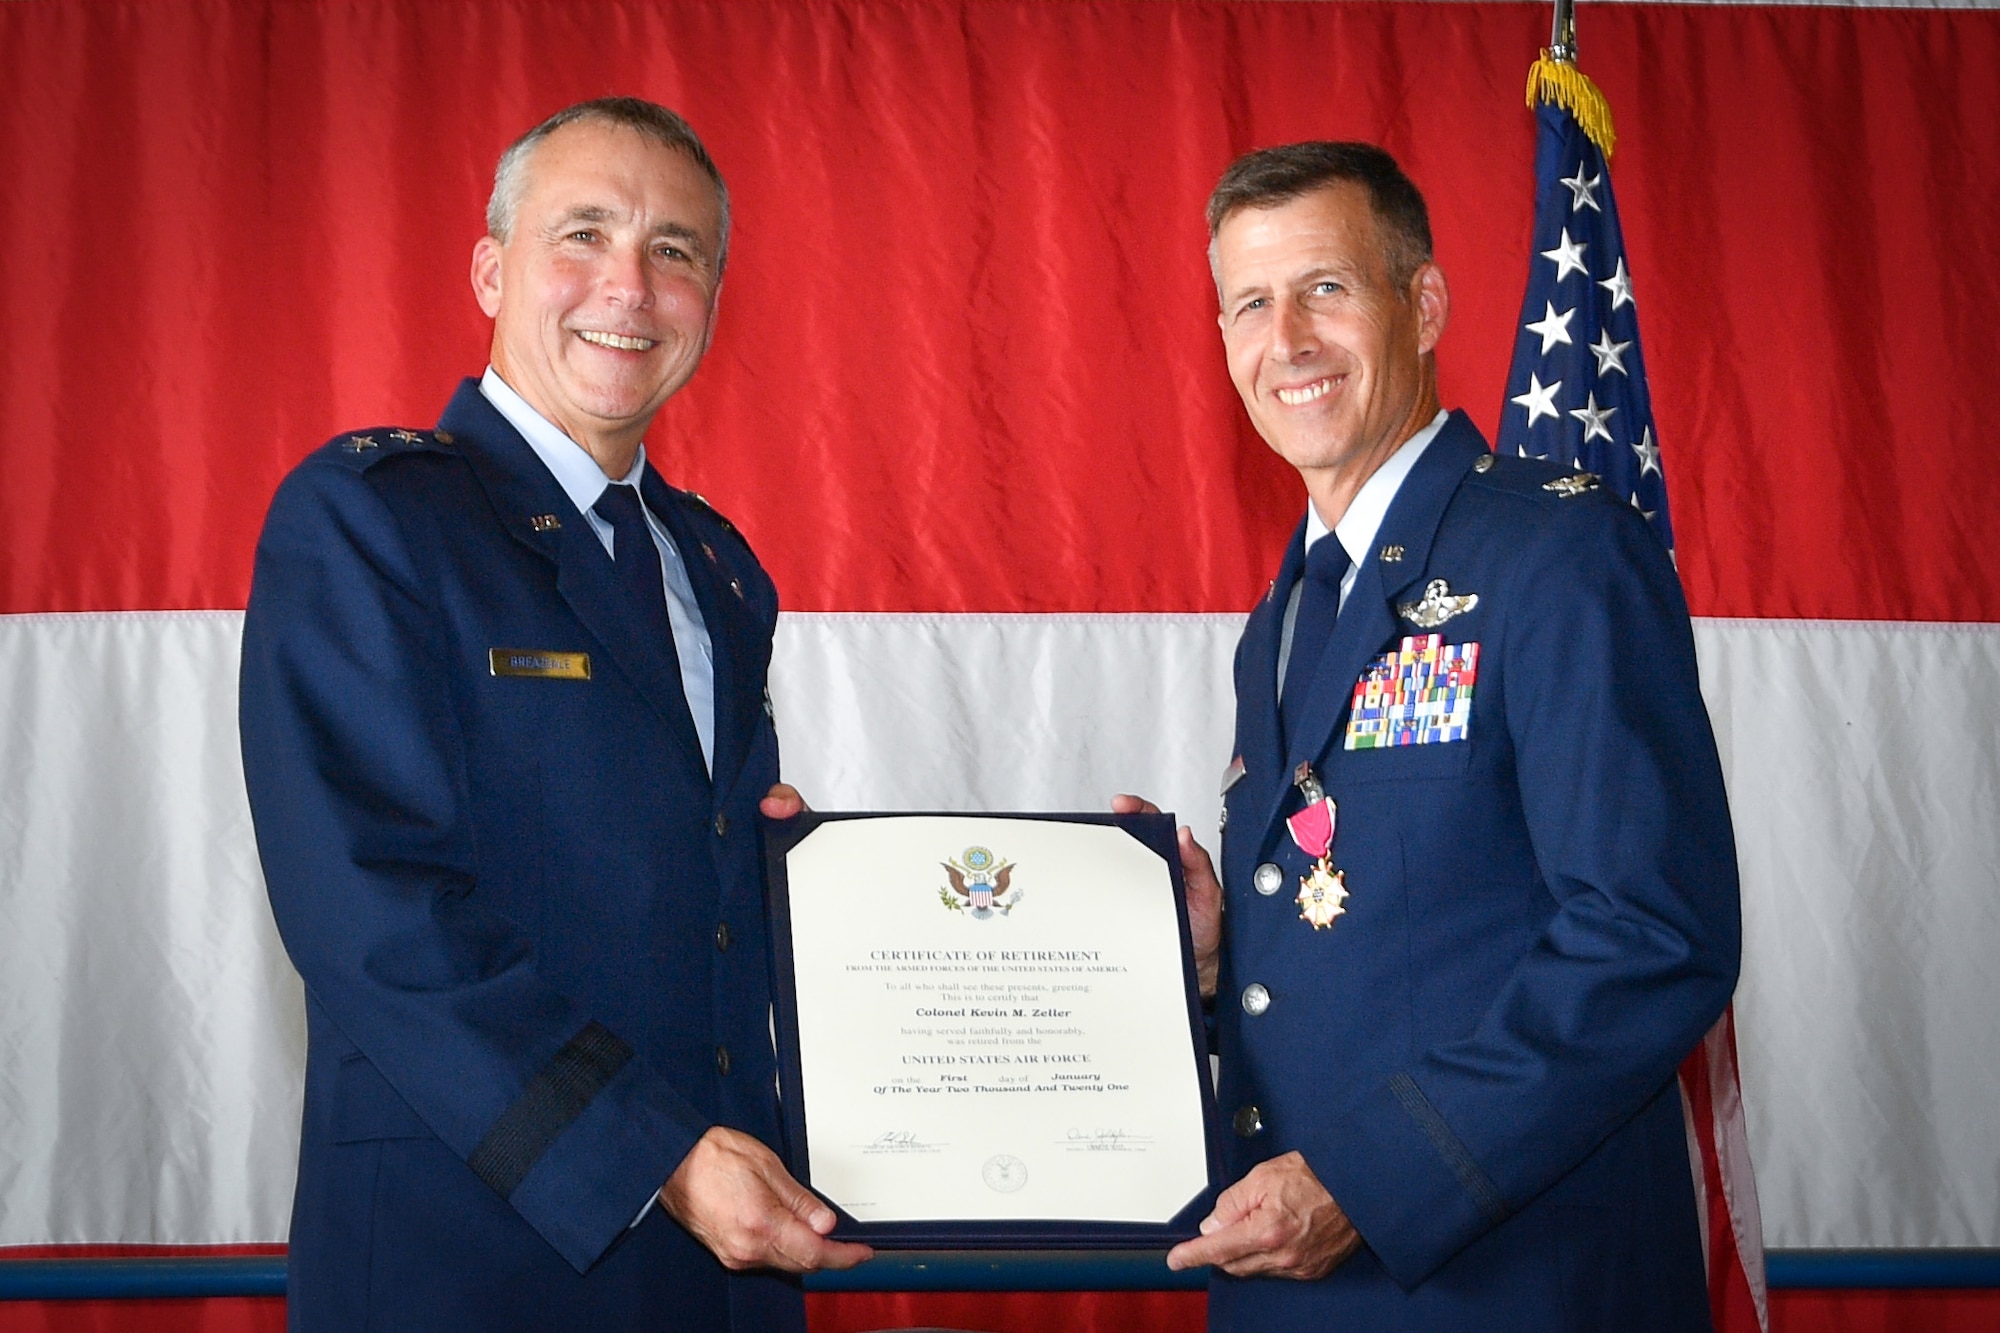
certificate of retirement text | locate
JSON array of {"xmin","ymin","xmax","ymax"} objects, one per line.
[{"xmin": 785, "ymin": 816, "xmax": 1210, "ymax": 1223}]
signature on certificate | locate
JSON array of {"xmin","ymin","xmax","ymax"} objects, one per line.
[
  {"xmin": 1063, "ymin": 1127, "xmax": 1153, "ymax": 1152},
  {"xmin": 859, "ymin": 1129, "xmax": 945, "ymax": 1155}
]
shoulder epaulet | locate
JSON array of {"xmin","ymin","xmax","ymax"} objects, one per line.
[
  {"xmin": 672, "ymin": 486, "xmax": 764, "ymax": 588},
  {"xmin": 674, "ymin": 488, "xmax": 736, "ymax": 531},
  {"xmin": 319, "ymin": 426, "xmax": 455, "ymax": 471},
  {"xmin": 1465, "ymin": 450, "xmax": 1604, "ymax": 502},
  {"xmin": 671, "ymin": 487, "xmax": 762, "ymax": 555}
]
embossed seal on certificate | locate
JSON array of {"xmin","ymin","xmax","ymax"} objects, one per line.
[
  {"xmin": 940, "ymin": 845, "xmax": 1021, "ymax": 918},
  {"xmin": 982, "ymin": 1154, "xmax": 1028, "ymax": 1193}
]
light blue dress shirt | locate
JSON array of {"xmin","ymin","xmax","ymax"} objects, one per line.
[
  {"xmin": 480, "ymin": 368, "xmax": 716, "ymax": 773},
  {"xmin": 1279, "ymin": 409, "xmax": 1449, "ymax": 697}
]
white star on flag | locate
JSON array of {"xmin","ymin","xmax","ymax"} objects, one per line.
[
  {"xmin": 1526, "ymin": 301, "xmax": 1575, "ymax": 354},
  {"xmin": 1559, "ymin": 164, "xmax": 1602, "ymax": 212},
  {"xmin": 1633, "ymin": 426, "xmax": 1661, "ymax": 476},
  {"xmin": 1599, "ymin": 257, "xmax": 1634, "ymax": 310},
  {"xmin": 1589, "ymin": 329, "xmax": 1632, "ymax": 377},
  {"xmin": 1541, "ymin": 228, "xmax": 1589, "ymax": 282},
  {"xmin": 1510, "ymin": 372, "xmax": 1563, "ymax": 427},
  {"xmin": 1570, "ymin": 390, "xmax": 1616, "ymax": 444}
]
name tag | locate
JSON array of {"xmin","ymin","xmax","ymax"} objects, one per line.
[
  {"xmin": 489, "ymin": 648, "xmax": 590, "ymax": 681},
  {"xmin": 1345, "ymin": 634, "xmax": 1478, "ymax": 749}
]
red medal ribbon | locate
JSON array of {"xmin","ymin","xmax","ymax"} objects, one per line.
[{"xmin": 1286, "ymin": 797, "xmax": 1335, "ymax": 860}]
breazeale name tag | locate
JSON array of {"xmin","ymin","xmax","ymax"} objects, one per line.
[{"xmin": 489, "ymin": 648, "xmax": 591, "ymax": 681}]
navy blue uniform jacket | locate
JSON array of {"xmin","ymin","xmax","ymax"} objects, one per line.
[
  {"xmin": 1211, "ymin": 412, "xmax": 1737, "ymax": 1330},
  {"xmin": 239, "ymin": 381, "xmax": 803, "ymax": 1331}
]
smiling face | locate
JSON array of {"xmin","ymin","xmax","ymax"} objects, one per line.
[
  {"xmin": 1214, "ymin": 182, "xmax": 1448, "ymax": 521},
  {"xmin": 471, "ymin": 119, "xmax": 724, "ymax": 476}
]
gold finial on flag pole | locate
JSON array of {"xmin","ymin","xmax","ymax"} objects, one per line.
[{"xmin": 1527, "ymin": 0, "xmax": 1616, "ymax": 157}]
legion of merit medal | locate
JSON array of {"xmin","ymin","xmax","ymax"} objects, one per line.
[{"xmin": 1286, "ymin": 762, "xmax": 1348, "ymax": 929}]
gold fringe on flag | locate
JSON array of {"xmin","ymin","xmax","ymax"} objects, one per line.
[{"xmin": 1526, "ymin": 52, "xmax": 1616, "ymax": 159}]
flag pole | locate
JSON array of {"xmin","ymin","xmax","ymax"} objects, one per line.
[
  {"xmin": 1548, "ymin": 0, "xmax": 1576, "ymax": 64},
  {"xmin": 1526, "ymin": 0, "xmax": 1613, "ymax": 156}
]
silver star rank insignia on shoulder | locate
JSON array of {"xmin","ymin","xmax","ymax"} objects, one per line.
[{"xmin": 1398, "ymin": 578, "xmax": 1479, "ymax": 629}]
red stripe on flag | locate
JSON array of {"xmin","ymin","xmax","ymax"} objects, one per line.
[{"xmin": 1682, "ymin": 1013, "xmax": 1769, "ymax": 1333}]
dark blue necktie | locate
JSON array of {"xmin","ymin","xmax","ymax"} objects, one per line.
[
  {"xmin": 1280, "ymin": 534, "xmax": 1351, "ymax": 746},
  {"xmin": 592, "ymin": 483, "xmax": 685, "ymax": 683}
]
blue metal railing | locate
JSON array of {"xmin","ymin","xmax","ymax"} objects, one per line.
[{"xmin": 4, "ymin": 1249, "xmax": 2000, "ymax": 1301}]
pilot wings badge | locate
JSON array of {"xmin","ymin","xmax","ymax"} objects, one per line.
[
  {"xmin": 1397, "ymin": 578, "xmax": 1479, "ymax": 630},
  {"xmin": 940, "ymin": 845, "xmax": 1021, "ymax": 919}
]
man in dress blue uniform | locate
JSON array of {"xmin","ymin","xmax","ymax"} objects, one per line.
[
  {"xmin": 239, "ymin": 98, "xmax": 869, "ymax": 1331},
  {"xmin": 1120, "ymin": 142, "xmax": 1738, "ymax": 1329}
]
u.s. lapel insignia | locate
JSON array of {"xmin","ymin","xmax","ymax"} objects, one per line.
[
  {"xmin": 1379, "ymin": 544, "xmax": 1405, "ymax": 563},
  {"xmin": 528, "ymin": 514, "xmax": 562, "ymax": 532},
  {"xmin": 1398, "ymin": 579, "xmax": 1479, "ymax": 629},
  {"xmin": 1297, "ymin": 859, "xmax": 1348, "ymax": 929},
  {"xmin": 1544, "ymin": 472, "xmax": 1600, "ymax": 497}
]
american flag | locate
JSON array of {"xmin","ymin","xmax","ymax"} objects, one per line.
[
  {"xmin": 1497, "ymin": 54, "xmax": 1769, "ymax": 1333},
  {"xmin": 1497, "ymin": 68, "xmax": 1671, "ymax": 552}
]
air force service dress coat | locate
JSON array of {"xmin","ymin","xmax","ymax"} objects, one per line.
[
  {"xmin": 1210, "ymin": 411, "xmax": 1739, "ymax": 1331},
  {"xmin": 239, "ymin": 381, "xmax": 803, "ymax": 1332}
]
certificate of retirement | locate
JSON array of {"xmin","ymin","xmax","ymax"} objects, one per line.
[{"xmin": 768, "ymin": 813, "xmax": 1217, "ymax": 1240}]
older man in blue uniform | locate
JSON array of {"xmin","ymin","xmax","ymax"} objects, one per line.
[
  {"xmin": 240, "ymin": 99, "xmax": 868, "ymax": 1331},
  {"xmin": 1121, "ymin": 142, "xmax": 1738, "ymax": 1329}
]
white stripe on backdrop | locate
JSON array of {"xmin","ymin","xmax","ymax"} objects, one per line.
[
  {"xmin": 2, "ymin": 610, "xmax": 1996, "ymax": 1248},
  {"xmin": 0, "ymin": 612, "xmax": 302, "ymax": 1245}
]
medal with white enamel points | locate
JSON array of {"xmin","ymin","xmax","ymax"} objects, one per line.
[{"xmin": 1286, "ymin": 762, "xmax": 1348, "ymax": 929}]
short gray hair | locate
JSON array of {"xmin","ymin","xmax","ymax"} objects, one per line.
[
  {"xmin": 1206, "ymin": 141, "xmax": 1432, "ymax": 295},
  {"xmin": 486, "ymin": 97, "xmax": 731, "ymax": 274}
]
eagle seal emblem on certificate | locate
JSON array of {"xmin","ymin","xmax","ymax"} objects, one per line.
[{"xmin": 940, "ymin": 845, "xmax": 1021, "ymax": 918}]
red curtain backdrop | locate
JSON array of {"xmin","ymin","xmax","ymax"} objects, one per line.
[
  {"xmin": 4, "ymin": 2, "xmax": 1998, "ymax": 1332},
  {"xmin": 2, "ymin": 0, "xmax": 1996, "ymax": 625}
]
